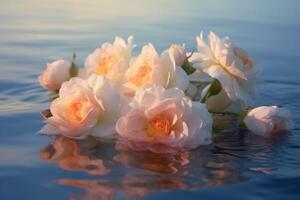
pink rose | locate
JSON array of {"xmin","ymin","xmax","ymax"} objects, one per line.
[
  {"xmin": 244, "ymin": 106, "xmax": 293, "ymax": 136},
  {"xmin": 40, "ymin": 75, "xmax": 121, "ymax": 139},
  {"xmin": 39, "ymin": 59, "xmax": 71, "ymax": 91},
  {"xmin": 116, "ymin": 86, "xmax": 212, "ymax": 153}
]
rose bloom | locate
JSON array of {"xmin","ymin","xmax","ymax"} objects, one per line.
[
  {"xmin": 244, "ymin": 106, "xmax": 293, "ymax": 136},
  {"xmin": 40, "ymin": 74, "xmax": 121, "ymax": 139},
  {"xmin": 123, "ymin": 44, "xmax": 189, "ymax": 96},
  {"xmin": 39, "ymin": 59, "xmax": 71, "ymax": 91},
  {"xmin": 116, "ymin": 86, "xmax": 212, "ymax": 153},
  {"xmin": 191, "ymin": 32, "xmax": 261, "ymax": 111},
  {"xmin": 81, "ymin": 36, "xmax": 134, "ymax": 83},
  {"xmin": 164, "ymin": 44, "xmax": 187, "ymax": 66},
  {"xmin": 201, "ymin": 85, "xmax": 245, "ymax": 113}
]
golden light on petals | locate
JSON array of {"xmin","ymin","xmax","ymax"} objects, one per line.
[
  {"xmin": 96, "ymin": 54, "xmax": 118, "ymax": 75},
  {"xmin": 67, "ymin": 97, "xmax": 89, "ymax": 123},
  {"xmin": 129, "ymin": 63, "xmax": 152, "ymax": 87},
  {"xmin": 233, "ymin": 48, "xmax": 253, "ymax": 68},
  {"xmin": 147, "ymin": 114, "xmax": 172, "ymax": 138}
]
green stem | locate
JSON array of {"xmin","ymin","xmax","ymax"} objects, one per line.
[
  {"xmin": 181, "ymin": 59, "xmax": 195, "ymax": 75},
  {"xmin": 200, "ymin": 78, "xmax": 222, "ymax": 103},
  {"xmin": 181, "ymin": 52, "xmax": 196, "ymax": 75}
]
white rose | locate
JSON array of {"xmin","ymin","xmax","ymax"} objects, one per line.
[
  {"xmin": 191, "ymin": 32, "xmax": 261, "ymax": 110},
  {"xmin": 123, "ymin": 44, "xmax": 189, "ymax": 96},
  {"xmin": 40, "ymin": 75, "xmax": 121, "ymax": 139},
  {"xmin": 81, "ymin": 36, "xmax": 134, "ymax": 83},
  {"xmin": 165, "ymin": 44, "xmax": 187, "ymax": 66},
  {"xmin": 201, "ymin": 84, "xmax": 245, "ymax": 113},
  {"xmin": 39, "ymin": 59, "xmax": 72, "ymax": 91},
  {"xmin": 244, "ymin": 106, "xmax": 293, "ymax": 136},
  {"xmin": 116, "ymin": 86, "xmax": 212, "ymax": 153}
]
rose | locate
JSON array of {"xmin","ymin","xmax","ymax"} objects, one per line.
[
  {"xmin": 123, "ymin": 44, "xmax": 189, "ymax": 96},
  {"xmin": 201, "ymin": 85, "xmax": 245, "ymax": 113},
  {"xmin": 40, "ymin": 74, "xmax": 121, "ymax": 139},
  {"xmin": 165, "ymin": 44, "xmax": 187, "ymax": 66},
  {"xmin": 244, "ymin": 106, "xmax": 293, "ymax": 136},
  {"xmin": 191, "ymin": 32, "xmax": 261, "ymax": 111},
  {"xmin": 116, "ymin": 86, "xmax": 212, "ymax": 153},
  {"xmin": 39, "ymin": 59, "xmax": 72, "ymax": 91},
  {"xmin": 81, "ymin": 36, "xmax": 134, "ymax": 83}
]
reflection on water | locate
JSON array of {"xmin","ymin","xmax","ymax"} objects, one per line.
[
  {"xmin": 40, "ymin": 137, "xmax": 111, "ymax": 176},
  {"xmin": 114, "ymin": 143, "xmax": 190, "ymax": 174},
  {"xmin": 40, "ymin": 131, "xmax": 280, "ymax": 199}
]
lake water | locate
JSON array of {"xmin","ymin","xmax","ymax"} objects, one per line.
[{"xmin": 0, "ymin": 0, "xmax": 300, "ymax": 199}]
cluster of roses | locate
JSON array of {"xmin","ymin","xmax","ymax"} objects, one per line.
[{"xmin": 39, "ymin": 32, "xmax": 293, "ymax": 153}]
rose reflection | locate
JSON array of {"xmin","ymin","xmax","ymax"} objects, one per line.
[
  {"xmin": 114, "ymin": 142, "xmax": 190, "ymax": 174},
  {"xmin": 57, "ymin": 173, "xmax": 191, "ymax": 200},
  {"xmin": 40, "ymin": 132, "xmax": 280, "ymax": 200},
  {"xmin": 40, "ymin": 136, "xmax": 111, "ymax": 176}
]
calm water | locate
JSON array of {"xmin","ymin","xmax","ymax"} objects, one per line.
[{"xmin": 1, "ymin": 0, "xmax": 300, "ymax": 199}]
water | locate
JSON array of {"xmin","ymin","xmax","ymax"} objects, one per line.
[{"xmin": 0, "ymin": 0, "xmax": 300, "ymax": 199}]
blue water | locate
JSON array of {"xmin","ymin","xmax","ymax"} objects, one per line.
[{"xmin": 0, "ymin": 0, "xmax": 300, "ymax": 199}]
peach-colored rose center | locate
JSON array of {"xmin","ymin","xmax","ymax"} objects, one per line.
[
  {"xmin": 96, "ymin": 54, "xmax": 118, "ymax": 75},
  {"xmin": 147, "ymin": 114, "xmax": 171, "ymax": 138},
  {"xmin": 129, "ymin": 62, "xmax": 152, "ymax": 87},
  {"xmin": 67, "ymin": 97, "xmax": 90, "ymax": 123}
]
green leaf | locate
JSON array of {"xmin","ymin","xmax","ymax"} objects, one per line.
[
  {"xmin": 70, "ymin": 63, "xmax": 79, "ymax": 77},
  {"xmin": 69, "ymin": 52, "xmax": 79, "ymax": 77},
  {"xmin": 72, "ymin": 52, "xmax": 76, "ymax": 62}
]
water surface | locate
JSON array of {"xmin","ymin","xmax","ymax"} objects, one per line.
[{"xmin": 0, "ymin": 0, "xmax": 300, "ymax": 199}]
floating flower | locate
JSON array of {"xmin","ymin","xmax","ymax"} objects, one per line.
[
  {"xmin": 39, "ymin": 59, "xmax": 72, "ymax": 91},
  {"xmin": 40, "ymin": 74, "xmax": 121, "ymax": 139},
  {"xmin": 116, "ymin": 86, "xmax": 212, "ymax": 152},
  {"xmin": 244, "ymin": 106, "xmax": 293, "ymax": 136},
  {"xmin": 38, "ymin": 33, "xmax": 293, "ymax": 154},
  {"xmin": 123, "ymin": 44, "xmax": 189, "ymax": 95},
  {"xmin": 165, "ymin": 44, "xmax": 187, "ymax": 66},
  {"xmin": 81, "ymin": 36, "xmax": 134, "ymax": 83},
  {"xmin": 201, "ymin": 85, "xmax": 245, "ymax": 112},
  {"xmin": 191, "ymin": 32, "xmax": 261, "ymax": 111}
]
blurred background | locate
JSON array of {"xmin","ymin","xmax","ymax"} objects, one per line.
[{"xmin": 0, "ymin": 0, "xmax": 300, "ymax": 199}]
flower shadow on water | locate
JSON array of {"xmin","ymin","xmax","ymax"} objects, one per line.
[
  {"xmin": 39, "ymin": 130, "xmax": 287, "ymax": 200},
  {"xmin": 40, "ymin": 136, "xmax": 112, "ymax": 176}
]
